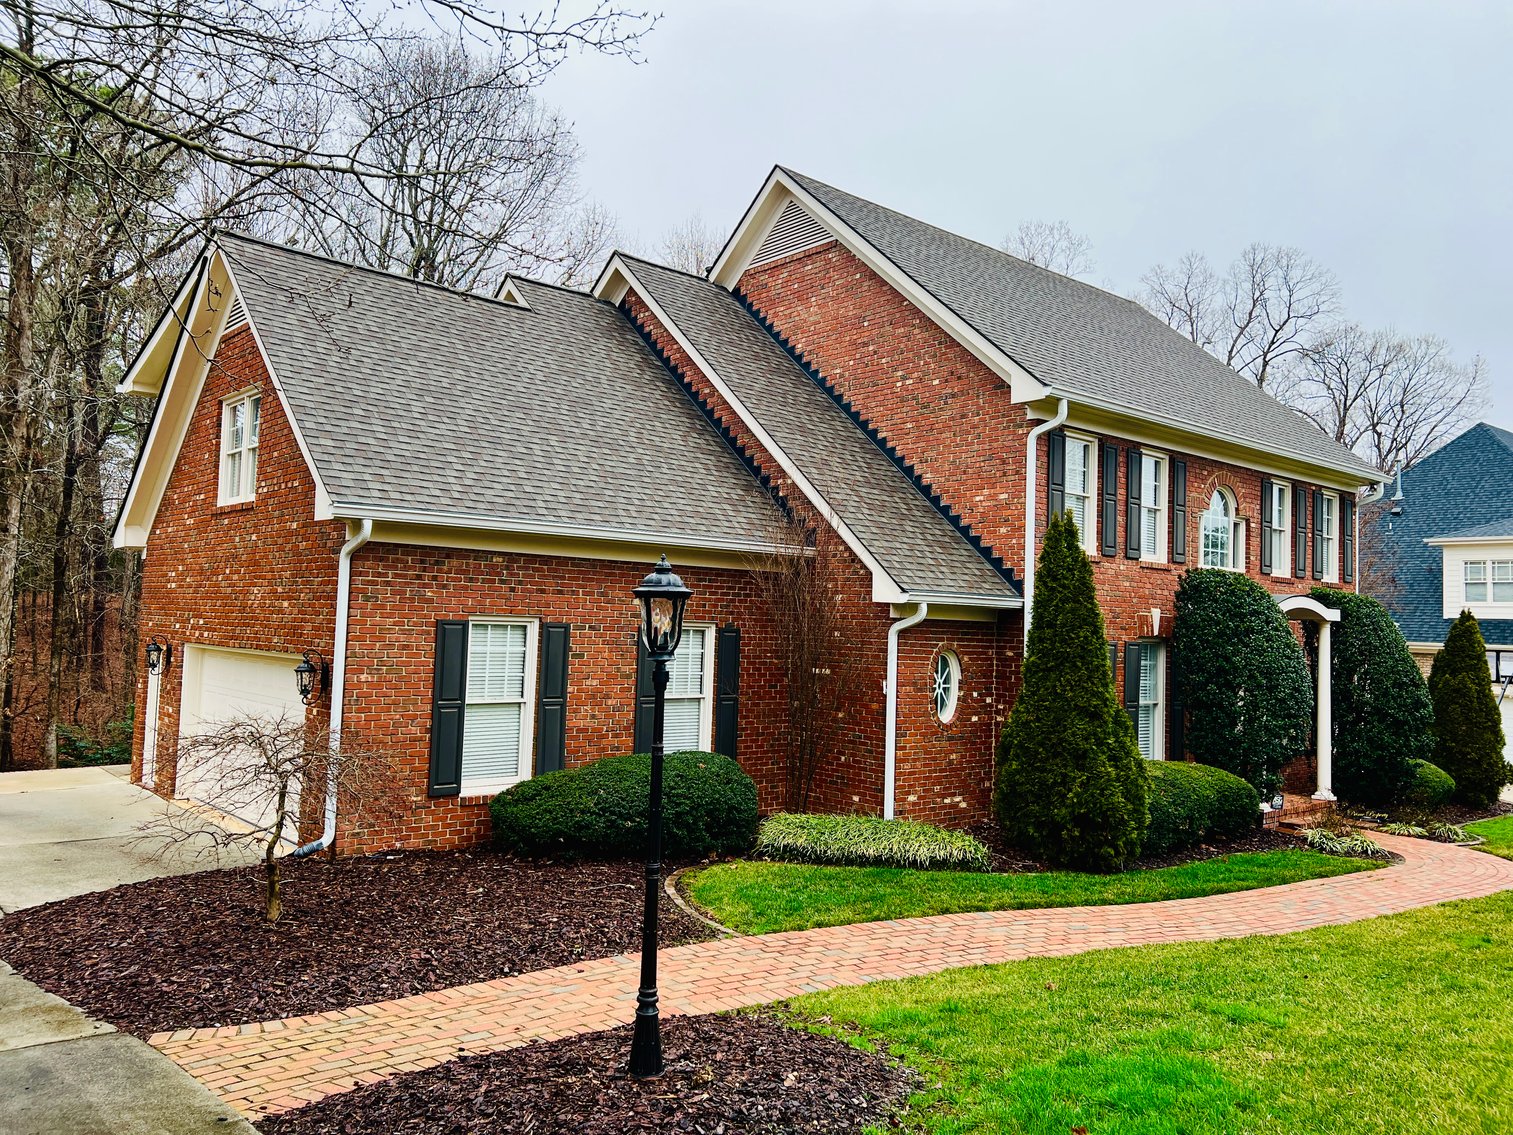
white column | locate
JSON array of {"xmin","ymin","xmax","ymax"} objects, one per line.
[{"xmin": 1313, "ymin": 620, "xmax": 1335, "ymax": 801}]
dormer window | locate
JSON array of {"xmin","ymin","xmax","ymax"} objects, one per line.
[{"xmin": 219, "ymin": 391, "xmax": 260, "ymax": 505}]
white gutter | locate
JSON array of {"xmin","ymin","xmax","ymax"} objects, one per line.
[
  {"xmin": 293, "ymin": 517, "xmax": 372, "ymax": 858},
  {"xmin": 883, "ymin": 601, "xmax": 929, "ymax": 820},
  {"xmin": 1023, "ymin": 398, "xmax": 1069, "ymax": 649}
]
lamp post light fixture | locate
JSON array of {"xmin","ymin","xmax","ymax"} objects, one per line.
[
  {"xmin": 144, "ymin": 635, "xmax": 172, "ymax": 676},
  {"xmin": 294, "ymin": 650, "xmax": 329, "ymax": 705},
  {"xmin": 627, "ymin": 554, "xmax": 693, "ymax": 1079}
]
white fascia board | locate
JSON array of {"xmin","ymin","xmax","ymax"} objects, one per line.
[
  {"xmin": 1424, "ymin": 534, "xmax": 1513, "ymax": 547},
  {"xmin": 590, "ymin": 257, "xmax": 632, "ymax": 305},
  {"xmin": 712, "ymin": 170, "xmax": 1048, "ymax": 405},
  {"xmin": 897, "ymin": 590, "xmax": 1022, "ymax": 609},
  {"xmin": 1044, "ymin": 397, "xmax": 1383, "ymax": 491},
  {"xmin": 597, "ymin": 254, "xmax": 909, "ymax": 605},
  {"xmin": 116, "ymin": 262, "xmax": 205, "ymax": 396},
  {"xmin": 336, "ymin": 502, "xmax": 801, "ymax": 559}
]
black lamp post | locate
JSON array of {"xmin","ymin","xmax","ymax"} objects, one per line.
[
  {"xmin": 144, "ymin": 635, "xmax": 171, "ymax": 676},
  {"xmin": 628, "ymin": 554, "xmax": 693, "ymax": 1079}
]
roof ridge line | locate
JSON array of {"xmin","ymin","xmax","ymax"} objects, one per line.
[{"xmin": 731, "ymin": 285, "xmax": 1020, "ymax": 591}]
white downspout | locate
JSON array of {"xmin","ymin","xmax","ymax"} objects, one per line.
[
  {"xmin": 884, "ymin": 600, "xmax": 929, "ymax": 820},
  {"xmin": 1023, "ymin": 398, "xmax": 1069, "ymax": 649},
  {"xmin": 293, "ymin": 517, "xmax": 372, "ymax": 858}
]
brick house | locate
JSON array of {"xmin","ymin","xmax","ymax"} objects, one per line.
[{"xmin": 115, "ymin": 166, "xmax": 1381, "ymax": 852}]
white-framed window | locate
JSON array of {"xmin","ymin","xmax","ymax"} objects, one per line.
[
  {"xmin": 1133, "ymin": 641, "xmax": 1164, "ymax": 760},
  {"xmin": 933, "ymin": 650, "xmax": 961, "ymax": 723},
  {"xmin": 462, "ymin": 619, "xmax": 537, "ymax": 794},
  {"xmin": 1264, "ymin": 480, "xmax": 1291, "ymax": 576},
  {"xmin": 1140, "ymin": 452, "xmax": 1168, "ymax": 563},
  {"xmin": 1199, "ymin": 488, "xmax": 1243, "ymax": 570},
  {"xmin": 663, "ymin": 624, "xmax": 714, "ymax": 752},
  {"xmin": 1319, "ymin": 492, "xmax": 1339, "ymax": 583},
  {"xmin": 1464, "ymin": 561, "xmax": 1513, "ymax": 605},
  {"xmin": 218, "ymin": 390, "xmax": 261, "ymax": 505},
  {"xmin": 1064, "ymin": 434, "xmax": 1097, "ymax": 554}
]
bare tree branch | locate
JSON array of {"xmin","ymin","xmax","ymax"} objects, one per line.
[{"xmin": 1001, "ymin": 219, "xmax": 1095, "ymax": 279}]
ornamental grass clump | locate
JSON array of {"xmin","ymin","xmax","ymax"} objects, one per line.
[
  {"xmin": 754, "ymin": 813, "xmax": 991, "ymax": 872},
  {"xmin": 1311, "ymin": 587, "xmax": 1435, "ymax": 807},
  {"xmin": 995, "ymin": 511, "xmax": 1147, "ymax": 871},
  {"xmin": 1301, "ymin": 827, "xmax": 1393, "ymax": 860},
  {"xmin": 1428, "ymin": 611, "xmax": 1510, "ymax": 808}
]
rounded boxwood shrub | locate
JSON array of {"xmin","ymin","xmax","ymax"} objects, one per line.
[
  {"xmin": 490, "ymin": 751, "xmax": 759, "ymax": 859},
  {"xmin": 754, "ymin": 813, "xmax": 991, "ymax": 871},
  {"xmin": 1172, "ymin": 568, "xmax": 1313, "ymax": 795},
  {"xmin": 1144, "ymin": 761, "xmax": 1260, "ymax": 857},
  {"xmin": 1403, "ymin": 759, "xmax": 1456, "ymax": 810}
]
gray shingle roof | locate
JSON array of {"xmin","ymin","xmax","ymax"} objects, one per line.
[
  {"xmin": 1367, "ymin": 423, "xmax": 1513, "ymax": 648},
  {"xmin": 1437, "ymin": 517, "xmax": 1513, "ymax": 541},
  {"xmin": 781, "ymin": 168, "xmax": 1381, "ymax": 483},
  {"xmin": 620, "ymin": 255, "xmax": 1019, "ymax": 602},
  {"xmin": 216, "ymin": 233, "xmax": 785, "ymax": 548}
]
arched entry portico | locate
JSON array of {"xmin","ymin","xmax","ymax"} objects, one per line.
[{"xmin": 1276, "ymin": 594, "xmax": 1341, "ymax": 801}]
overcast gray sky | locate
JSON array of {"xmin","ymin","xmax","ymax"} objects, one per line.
[{"xmin": 547, "ymin": 0, "xmax": 1511, "ymax": 428}]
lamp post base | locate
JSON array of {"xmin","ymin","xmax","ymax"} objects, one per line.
[{"xmin": 628, "ymin": 999, "xmax": 663, "ymax": 1079}]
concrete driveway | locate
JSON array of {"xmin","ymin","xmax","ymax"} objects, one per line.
[{"xmin": 0, "ymin": 765, "xmax": 260, "ymax": 913}]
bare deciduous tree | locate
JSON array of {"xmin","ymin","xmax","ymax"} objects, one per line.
[
  {"xmin": 1276, "ymin": 324, "xmax": 1486, "ymax": 473},
  {"xmin": 137, "ymin": 713, "xmax": 401, "ymax": 921},
  {"xmin": 1001, "ymin": 219, "xmax": 1095, "ymax": 278},
  {"xmin": 656, "ymin": 212, "xmax": 724, "ymax": 275},
  {"xmin": 1139, "ymin": 251, "xmax": 1220, "ymax": 349},
  {"xmin": 747, "ymin": 514, "xmax": 864, "ymax": 811}
]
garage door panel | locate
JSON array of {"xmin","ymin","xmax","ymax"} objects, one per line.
[{"xmin": 178, "ymin": 647, "xmax": 306, "ymax": 835}]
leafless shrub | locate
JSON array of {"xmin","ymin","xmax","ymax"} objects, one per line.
[{"xmin": 137, "ymin": 713, "xmax": 402, "ymax": 921}]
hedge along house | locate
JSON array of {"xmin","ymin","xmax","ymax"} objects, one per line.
[{"xmin": 117, "ymin": 166, "xmax": 1382, "ymax": 853}]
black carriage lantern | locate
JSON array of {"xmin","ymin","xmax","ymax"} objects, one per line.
[
  {"xmin": 626, "ymin": 555, "xmax": 694, "ymax": 1080},
  {"xmin": 143, "ymin": 635, "xmax": 172, "ymax": 676},
  {"xmin": 294, "ymin": 650, "xmax": 329, "ymax": 705}
]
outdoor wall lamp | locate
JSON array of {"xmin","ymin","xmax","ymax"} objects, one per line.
[
  {"xmin": 144, "ymin": 635, "xmax": 172, "ymax": 676},
  {"xmin": 627, "ymin": 555, "xmax": 694, "ymax": 1080},
  {"xmin": 294, "ymin": 650, "xmax": 329, "ymax": 705}
]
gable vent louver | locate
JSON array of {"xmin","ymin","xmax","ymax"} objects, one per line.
[
  {"xmin": 749, "ymin": 199, "xmax": 832, "ymax": 268},
  {"xmin": 222, "ymin": 294, "xmax": 247, "ymax": 331}
]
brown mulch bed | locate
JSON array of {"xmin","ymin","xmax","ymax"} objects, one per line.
[
  {"xmin": 0, "ymin": 850, "xmax": 712, "ymax": 1037},
  {"xmin": 257, "ymin": 1013, "xmax": 915, "ymax": 1135},
  {"xmin": 968, "ymin": 819, "xmax": 1305, "ymax": 872}
]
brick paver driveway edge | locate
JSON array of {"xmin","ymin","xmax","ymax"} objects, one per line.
[{"xmin": 151, "ymin": 833, "xmax": 1513, "ymax": 1119}]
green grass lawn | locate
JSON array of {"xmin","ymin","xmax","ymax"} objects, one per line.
[
  {"xmin": 687, "ymin": 851, "xmax": 1374, "ymax": 934},
  {"xmin": 1466, "ymin": 814, "xmax": 1513, "ymax": 860},
  {"xmin": 793, "ymin": 890, "xmax": 1513, "ymax": 1135}
]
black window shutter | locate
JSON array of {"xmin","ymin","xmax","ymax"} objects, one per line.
[
  {"xmin": 1312, "ymin": 489, "xmax": 1326, "ymax": 580},
  {"xmin": 1293, "ymin": 485, "xmax": 1309, "ymax": 579},
  {"xmin": 1167, "ymin": 647, "xmax": 1184, "ymax": 761},
  {"xmin": 1107, "ymin": 640, "xmax": 1118, "ymax": 683},
  {"xmin": 428, "ymin": 620, "xmax": 468, "ymax": 797},
  {"xmin": 1259, "ymin": 478, "xmax": 1274, "ymax": 575},
  {"xmin": 632, "ymin": 633, "xmax": 655, "ymax": 754},
  {"xmin": 1125, "ymin": 449, "xmax": 1143, "ymax": 559},
  {"xmin": 1170, "ymin": 458, "xmax": 1188, "ymax": 564},
  {"xmin": 1123, "ymin": 642, "xmax": 1142, "ymax": 729},
  {"xmin": 536, "ymin": 623, "xmax": 570, "ymax": 774},
  {"xmin": 1047, "ymin": 431, "xmax": 1066, "ymax": 521},
  {"xmin": 1099, "ymin": 443, "xmax": 1119, "ymax": 557},
  {"xmin": 714, "ymin": 624, "xmax": 741, "ymax": 758},
  {"xmin": 1342, "ymin": 497, "xmax": 1356, "ymax": 584}
]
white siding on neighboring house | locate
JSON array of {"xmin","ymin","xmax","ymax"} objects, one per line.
[{"xmin": 1436, "ymin": 539, "xmax": 1513, "ymax": 620}]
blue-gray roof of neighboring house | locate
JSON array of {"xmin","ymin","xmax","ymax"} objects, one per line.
[{"xmin": 1368, "ymin": 422, "xmax": 1513, "ymax": 648}]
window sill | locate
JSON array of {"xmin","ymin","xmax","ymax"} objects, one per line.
[
  {"xmin": 1135, "ymin": 560, "xmax": 1175, "ymax": 571},
  {"xmin": 215, "ymin": 499, "xmax": 256, "ymax": 514}
]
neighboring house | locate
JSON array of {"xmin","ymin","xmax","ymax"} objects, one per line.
[
  {"xmin": 1364, "ymin": 422, "xmax": 1513, "ymax": 756},
  {"xmin": 115, "ymin": 166, "xmax": 1381, "ymax": 852}
]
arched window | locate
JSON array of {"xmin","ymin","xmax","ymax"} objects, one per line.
[
  {"xmin": 1200, "ymin": 488, "xmax": 1240, "ymax": 569},
  {"xmin": 933, "ymin": 650, "xmax": 961, "ymax": 723}
]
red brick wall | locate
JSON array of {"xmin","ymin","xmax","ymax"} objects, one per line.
[{"xmin": 132, "ymin": 327, "xmax": 344, "ymax": 813}]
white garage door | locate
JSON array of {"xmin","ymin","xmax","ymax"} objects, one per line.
[{"xmin": 177, "ymin": 646, "xmax": 306, "ymax": 834}]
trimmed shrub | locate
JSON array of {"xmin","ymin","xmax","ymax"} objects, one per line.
[
  {"xmin": 1144, "ymin": 761, "xmax": 1261, "ymax": 856},
  {"xmin": 1428, "ymin": 611, "xmax": 1510, "ymax": 808},
  {"xmin": 1310, "ymin": 587, "xmax": 1434, "ymax": 806},
  {"xmin": 754, "ymin": 813, "xmax": 991, "ymax": 871},
  {"xmin": 1301, "ymin": 827, "xmax": 1392, "ymax": 860},
  {"xmin": 1172, "ymin": 569, "xmax": 1313, "ymax": 795},
  {"xmin": 995, "ymin": 511, "xmax": 1148, "ymax": 871},
  {"xmin": 1404, "ymin": 759, "xmax": 1456, "ymax": 810},
  {"xmin": 490, "ymin": 751, "xmax": 758, "ymax": 859}
]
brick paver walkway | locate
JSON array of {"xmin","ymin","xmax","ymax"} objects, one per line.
[{"xmin": 151, "ymin": 833, "xmax": 1513, "ymax": 1118}]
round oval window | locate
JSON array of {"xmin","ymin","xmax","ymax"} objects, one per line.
[{"xmin": 933, "ymin": 650, "xmax": 961, "ymax": 723}]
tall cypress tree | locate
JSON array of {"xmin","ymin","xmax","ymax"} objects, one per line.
[
  {"xmin": 995, "ymin": 511, "xmax": 1147, "ymax": 871},
  {"xmin": 1428, "ymin": 611, "xmax": 1509, "ymax": 808}
]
